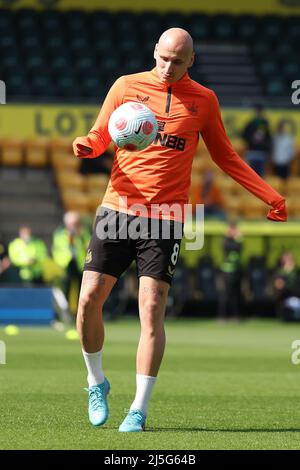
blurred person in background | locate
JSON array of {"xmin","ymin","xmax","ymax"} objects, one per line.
[
  {"xmin": 242, "ymin": 104, "xmax": 272, "ymax": 177},
  {"xmin": 272, "ymin": 120, "xmax": 295, "ymax": 180},
  {"xmin": 218, "ymin": 222, "xmax": 243, "ymax": 321},
  {"xmin": 273, "ymin": 252, "xmax": 300, "ymax": 320},
  {"xmin": 190, "ymin": 170, "xmax": 225, "ymax": 219},
  {"xmin": 8, "ymin": 225, "xmax": 48, "ymax": 284},
  {"xmin": 52, "ymin": 211, "xmax": 90, "ymax": 306},
  {"xmin": 73, "ymin": 28, "xmax": 287, "ymax": 433},
  {"xmin": 0, "ymin": 235, "xmax": 10, "ymax": 280}
]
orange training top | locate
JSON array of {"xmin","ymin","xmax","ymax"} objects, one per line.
[{"xmin": 85, "ymin": 68, "xmax": 284, "ymax": 221}]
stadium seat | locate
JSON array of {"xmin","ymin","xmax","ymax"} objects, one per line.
[
  {"xmin": 246, "ymin": 256, "xmax": 269, "ymax": 300},
  {"xmin": 285, "ymin": 177, "xmax": 300, "ymax": 195},
  {"xmin": 223, "ymin": 195, "xmax": 242, "ymax": 218},
  {"xmin": 24, "ymin": 138, "xmax": 49, "ymax": 167},
  {"xmin": 51, "ymin": 154, "xmax": 81, "ymax": 172},
  {"xmin": 88, "ymin": 189, "xmax": 107, "ymax": 213},
  {"xmin": 236, "ymin": 15, "xmax": 259, "ymax": 41},
  {"xmin": 265, "ymin": 79, "xmax": 286, "ymax": 97},
  {"xmin": 0, "ymin": 139, "xmax": 24, "ymax": 166},
  {"xmin": 211, "ymin": 14, "xmax": 236, "ymax": 40},
  {"xmin": 49, "ymin": 138, "xmax": 72, "ymax": 154},
  {"xmin": 286, "ymin": 197, "xmax": 300, "ymax": 219},
  {"xmin": 50, "ymin": 139, "xmax": 80, "ymax": 171},
  {"xmin": 216, "ymin": 175, "xmax": 241, "ymax": 195},
  {"xmin": 56, "ymin": 172, "xmax": 86, "ymax": 191},
  {"xmin": 188, "ymin": 13, "xmax": 211, "ymax": 40},
  {"xmin": 239, "ymin": 196, "xmax": 265, "ymax": 219},
  {"xmin": 264, "ymin": 176, "xmax": 285, "ymax": 194},
  {"xmin": 161, "ymin": 12, "xmax": 188, "ymax": 30},
  {"xmin": 195, "ymin": 255, "xmax": 218, "ymax": 300},
  {"xmin": 260, "ymin": 16, "xmax": 284, "ymax": 40},
  {"xmin": 85, "ymin": 174, "xmax": 109, "ymax": 192},
  {"xmin": 61, "ymin": 189, "xmax": 90, "ymax": 214}
]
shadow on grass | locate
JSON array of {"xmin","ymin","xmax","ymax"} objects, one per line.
[{"xmin": 144, "ymin": 428, "xmax": 300, "ymax": 433}]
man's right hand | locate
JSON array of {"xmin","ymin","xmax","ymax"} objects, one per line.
[
  {"xmin": 267, "ymin": 199, "xmax": 287, "ymax": 222},
  {"xmin": 73, "ymin": 136, "xmax": 93, "ymax": 157}
]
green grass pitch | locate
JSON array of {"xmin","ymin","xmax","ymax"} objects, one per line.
[{"xmin": 0, "ymin": 319, "xmax": 300, "ymax": 450}]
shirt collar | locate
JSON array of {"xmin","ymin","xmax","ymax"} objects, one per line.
[{"xmin": 149, "ymin": 67, "xmax": 191, "ymax": 90}]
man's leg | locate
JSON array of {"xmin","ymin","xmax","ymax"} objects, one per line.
[
  {"xmin": 119, "ymin": 275, "xmax": 169, "ymax": 432},
  {"xmin": 136, "ymin": 276, "xmax": 169, "ymax": 376},
  {"xmin": 77, "ymin": 270, "xmax": 117, "ymax": 426},
  {"xmin": 77, "ymin": 270, "xmax": 117, "ymax": 353}
]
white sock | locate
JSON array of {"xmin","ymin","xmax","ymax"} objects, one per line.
[
  {"xmin": 82, "ymin": 349, "xmax": 105, "ymax": 387},
  {"xmin": 130, "ymin": 374, "xmax": 157, "ymax": 416}
]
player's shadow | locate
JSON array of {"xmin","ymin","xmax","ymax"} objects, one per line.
[{"xmin": 145, "ymin": 427, "xmax": 300, "ymax": 433}]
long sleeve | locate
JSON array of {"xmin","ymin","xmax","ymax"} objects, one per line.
[
  {"xmin": 74, "ymin": 76, "xmax": 126, "ymax": 158},
  {"xmin": 201, "ymin": 91, "xmax": 285, "ymax": 209}
]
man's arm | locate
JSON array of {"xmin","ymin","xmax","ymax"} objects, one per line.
[
  {"xmin": 73, "ymin": 76, "xmax": 126, "ymax": 158},
  {"xmin": 201, "ymin": 91, "xmax": 287, "ymax": 221}
]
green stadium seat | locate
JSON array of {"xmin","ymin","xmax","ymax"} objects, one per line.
[
  {"xmin": 188, "ymin": 13, "xmax": 211, "ymax": 40},
  {"xmin": 212, "ymin": 14, "xmax": 236, "ymax": 40},
  {"xmin": 236, "ymin": 15, "xmax": 258, "ymax": 41},
  {"xmin": 265, "ymin": 79, "xmax": 286, "ymax": 96}
]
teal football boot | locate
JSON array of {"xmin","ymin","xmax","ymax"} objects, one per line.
[
  {"xmin": 85, "ymin": 378, "xmax": 110, "ymax": 426},
  {"xmin": 118, "ymin": 409, "xmax": 146, "ymax": 432}
]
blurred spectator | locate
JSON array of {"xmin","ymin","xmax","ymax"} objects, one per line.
[
  {"xmin": 0, "ymin": 236, "xmax": 10, "ymax": 279},
  {"xmin": 52, "ymin": 212, "xmax": 90, "ymax": 305},
  {"xmin": 273, "ymin": 252, "xmax": 299, "ymax": 299},
  {"xmin": 272, "ymin": 120, "xmax": 295, "ymax": 180},
  {"xmin": 80, "ymin": 149, "xmax": 113, "ymax": 175},
  {"xmin": 242, "ymin": 104, "xmax": 271, "ymax": 177},
  {"xmin": 8, "ymin": 225, "xmax": 48, "ymax": 283},
  {"xmin": 191, "ymin": 170, "xmax": 225, "ymax": 219},
  {"xmin": 218, "ymin": 222, "xmax": 243, "ymax": 320}
]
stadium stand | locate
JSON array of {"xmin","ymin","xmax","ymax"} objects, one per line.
[
  {"xmin": 0, "ymin": 8, "xmax": 299, "ymax": 107},
  {"xmin": 0, "ymin": 7, "xmax": 300, "ymax": 320}
]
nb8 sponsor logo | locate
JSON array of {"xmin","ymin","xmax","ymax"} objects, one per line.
[{"xmin": 154, "ymin": 133, "xmax": 186, "ymax": 151}]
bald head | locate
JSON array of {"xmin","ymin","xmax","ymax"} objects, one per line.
[
  {"xmin": 154, "ymin": 28, "xmax": 194, "ymax": 84},
  {"xmin": 158, "ymin": 28, "xmax": 194, "ymax": 55}
]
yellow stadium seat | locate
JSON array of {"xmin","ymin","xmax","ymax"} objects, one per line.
[
  {"xmin": 88, "ymin": 189, "xmax": 107, "ymax": 213},
  {"xmin": 56, "ymin": 172, "xmax": 86, "ymax": 191},
  {"xmin": 49, "ymin": 137, "xmax": 73, "ymax": 154},
  {"xmin": 24, "ymin": 138, "xmax": 49, "ymax": 167},
  {"xmin": 223, "ymin": 195, "xmax": 242, "ymax": 218},
  {"xmin": 285, "ymin": 177, "xmax": 300, "ymax": 195},
  {"xmin": 61, "ymin": 190, "xmax": 90, "ymax": 214},
  {"xmin": 216, "ymin": 175, "xmax": 241, "ymax": 195},
  {"xmin": 239, "ymin": 195, "xmax": 266, "ymax": 220},
  {"xmin": 264, "ymin": 176, "xmax": 285, "ymax": 194},
  {"xmin": 231, "ymin": 138, "xmax": 246, "ymax": 157},
  {"xmin": 51, "ymin": 152, "xmax": 81, "ymax": 171},
  {"xmin": 0, "ymin": 138, "xmax": 24, "ymax": 166},
  {"xmin": 290, "ymin": 147, "xmax": 300, "ymax": 176},
  {"xmin": 86, "ymin": 174, "xmax": 109, "ymax": 192},
  {"xmin": 286, "ymin": 197, "xmax": 300, "ymax": 219}
]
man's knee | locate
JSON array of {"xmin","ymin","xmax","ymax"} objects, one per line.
[
  {"xmin": 78, "ymin": 289, "xmax": 102, "ymax": 314},
  {"xmin": 140, "ymin": 299, "xmax": 165, "ymax": 333}
]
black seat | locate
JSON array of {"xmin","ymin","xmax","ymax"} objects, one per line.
[
  {"xmin": 196, "ymin": 255, "xmax": 218, "ymax": 300},
  {"xmin": 211, "ymin": 14, "xmax": 236, "ymax": 40},
  {"xmin": 236, "ymin": 15, "xmax": 259, "ymax": 41},
  {"xmin": 265, "ymin": 78, "xmax": 286, "ymax": 96},
  {"xmin": 162, "ymin": 12, "xmax": 187, "ymax": 30},
  {"xmin": 187, "ymin": 13, "xmax": 211, "ymax": 40}
]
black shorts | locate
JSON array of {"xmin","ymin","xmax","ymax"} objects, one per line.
[{"xmin": 84, "ymin": 208, "xmax": 184, "ymax": 285}]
